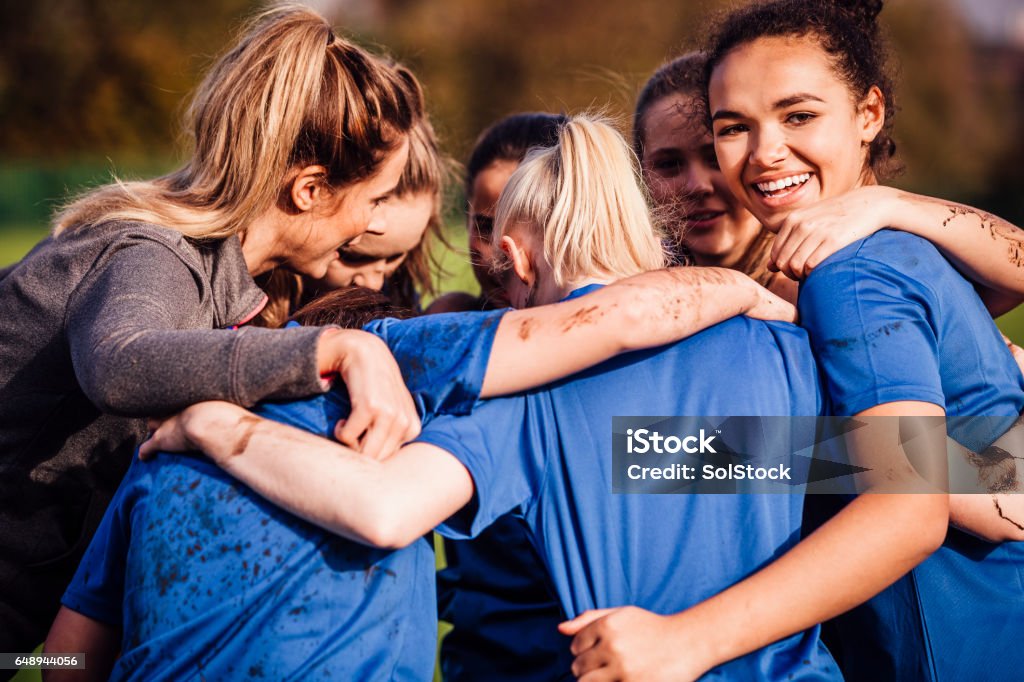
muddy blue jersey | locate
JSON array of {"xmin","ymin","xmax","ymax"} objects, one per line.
[
  {"xmin": 418, "ymin": 286, "xmax": 840, "ymax": 681},
  {"xmin": 62, "ymin": 311, "xmax": 504, "ymax": 681},
  {"xmin": 799, "ymin": 229, "xmax": 1024, "ymax": 681}
]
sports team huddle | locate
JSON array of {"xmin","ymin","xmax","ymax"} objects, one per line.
[{"xmin": 2, "ymin": 0, "xmax": 1024, "ymax": 680}]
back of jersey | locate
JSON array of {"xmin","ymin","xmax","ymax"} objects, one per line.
[{"xmin": 420, "ymin": 316, "xmax": 837, "ymax": 680}]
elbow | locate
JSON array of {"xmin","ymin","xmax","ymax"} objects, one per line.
[
  {"xmin": 76, "ymin": 355, "xmax": 145, "ymax": 416},
  {"xmin": 350, "ymin": 498, "xmax": 423, "ymax": 550},
  {"xmin": 914, "ymin": 494, "xmax": 949, "ymax": 559},
  {"xmin": 358, "ymin": 520, "xmax": 420, "ymax": 551},
  {"xmin": 80, "ymin": 378, "xmax": 124, "ymax": 415}
]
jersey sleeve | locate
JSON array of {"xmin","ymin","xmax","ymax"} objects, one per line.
[
  {"xmin": 414, "ymin": 394, "xmax": 541, "ymax": 539},
  {"xmin": 365, "ymin": 310, "xmax": 505, "ymax": 418},
  {"xmin": 798, "ymin": 255, "xmax": 944, "ymax": 415},
  {"xmin": 60, "ymin": 461, "xmax": 145, "ymax": 626}
]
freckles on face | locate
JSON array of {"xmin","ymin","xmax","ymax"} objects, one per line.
[{"xmin": 708, "ymin": 36, "xmax": 876, "ymax": 230}]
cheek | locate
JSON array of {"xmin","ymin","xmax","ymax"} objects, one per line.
[
  {"xmin": 469, "ymin": 232, "xmax": 494, "ymax": 260},
  {"xmin": 710, "ymin": 173, "xmax": 742, "ymax": 210},
  {"xmin": 646, "ymin": 174, "xmax": 685, "ymax": 206},
  {"xmin": 714, "ymin": 147, "xmax": 748, "ymax": 196},
  {"xmin": 321, "ymin": 260, "xmax": 358, "ymax": 289}
]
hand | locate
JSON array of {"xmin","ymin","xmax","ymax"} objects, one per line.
[
  {"xmin": 139, "ymin": 401, "xmax": 248, "ymax": 461},
  {"xmin": 558, "ymin": 607, "xmax": 709, "ymax": 682},
  {"xmin": 318, "ymin": 329, "xmax": 420, "ymax": 459},
  {"xmin": 744, "ymin": 281, "xmax": 797, "ymax": 323},
  {"xmin": 770, "ymin": 185, "xmax": 898, "ymax": 281}
]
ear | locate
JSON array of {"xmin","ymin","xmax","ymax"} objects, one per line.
[
  {"xmin": 858, "ymin": 86, "xmax": 885, "ymax": 145},
  {"xmin": 289, "ymin": 165, "xmax": 329, "ymax": 213},
  {"xmin": 499, "ymin": 234, "xmax": 535, "ymax": 287}
]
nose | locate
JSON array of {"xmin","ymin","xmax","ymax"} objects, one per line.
[
  {"xmin": 682, "ymin": 163, "xmax": 714, "ymax": 197},
  {"xmin": 748, "ymin": 126, "xmax": 788, "ymax": 169},
  {"xmin": 353, "ymin": 265, "xmax": 386, "ymax": 291},
  {"xmin": 365, "ymin": 209, "xmax": 387, "ymax": 236}
]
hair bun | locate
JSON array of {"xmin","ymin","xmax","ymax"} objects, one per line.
[{"xmin": 835, "ymin": 0, "xmax": 884, "ymax": 32}]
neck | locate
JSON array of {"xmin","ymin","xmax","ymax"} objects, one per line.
[
  {"xmin": 565, "ymin": 276, "xmax": 612, "ymax": 292},
  {"xmin": 239, "ymin": 212, "xmax": 284, "ymax": 276}
]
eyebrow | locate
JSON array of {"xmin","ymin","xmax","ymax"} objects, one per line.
[
  {"xmin": 712, "ymin": 93, "xmax": 826, "ymax": 121},
  {"xmin": 372, "ymin": 182, "xmax": 401, "ymax": 202}
]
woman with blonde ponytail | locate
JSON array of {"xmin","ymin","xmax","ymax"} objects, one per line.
[{"xmin": 0, "ymin": 4, "xmax": 425, "ymax": 652}]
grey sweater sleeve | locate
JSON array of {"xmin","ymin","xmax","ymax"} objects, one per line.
[{"xmin": 66, "ymin": 239, "xmax": 329, "ymax": 416}]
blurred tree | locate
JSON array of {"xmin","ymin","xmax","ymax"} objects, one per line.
[
  {"xmin": 0, "ymin": 0, "xmax": 1019, "ymax": 223},
  {"xmin": 0, "ymin": 0, "xmax": 251, "ymax": 158}
]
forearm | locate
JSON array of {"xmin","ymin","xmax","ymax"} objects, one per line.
[
  {"xmin": 884, "ymin": 189, "xmax": 1024, "ymax": 303},
  {"xmin": 669, "ymin": 492, "xmax": 947, "ymax": 672},
  {"xmin": 668, "ymin": 405, "xmax": 949, "ymax": 672},
  {"xmin": 951, "ymin": 494, "xmax": 1024, "ymax": 542},
  {"xmin": 76, "ymin": 325, "xmax": 328, "ymax": 415},
  {"xmin": 947, "ymin": 417, "xmax": 1024, "ymax": 541},
  {"xmin": 67, "ymin": 242, "xmax": 329, "ymax": 415},
  {"xmin": 178, "ymin": 404, "xmax": 466, "ymax": 547},
  {"xmin": 482, "ymin": 267, "xmax": 789, "ymax": 397}
]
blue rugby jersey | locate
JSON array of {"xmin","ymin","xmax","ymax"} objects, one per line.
[
  {"xmin": 799, "ymin": 229, "xmax": 1024, "ymax": 682},
  {"xmin": 62, "ymin": 310, "xmax": 504, "ymax": 681},
  {"xmin": 418, "ymin": 286, "xmax": 840, "ymax": 681}
]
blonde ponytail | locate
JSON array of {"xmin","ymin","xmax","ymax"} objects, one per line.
[{"xmin": 494, "ymin": 114, "xmax": 667, "ymax": 287}]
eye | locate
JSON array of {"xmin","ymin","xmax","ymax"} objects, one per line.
[
  {"xmin": 649, "ymin": 157, "xmax": 684, "ymax": 177},
  {"xmin": 785, "ymin": 112, "xmax": 816, "ymax": 126},
  {"xmin": 700, "ymin": 147, "xmax": 720, "ymax": 171},
  {"xmin": 372, "ymin": 195, "xmax": 390, "ymax": 208},
  {"xmin": 338, "ymin": 248, "xmax": 378, "ymax": 265},
  {"xmin": 714, "ymin": 123, "xmax": 748, "ymax": 138},
  {"xmin": 473, "ymin": 215, "xmax": 494, "ymax": 239}
]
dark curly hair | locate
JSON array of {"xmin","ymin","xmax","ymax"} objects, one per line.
[{"xmin": 702, "ymin": 0, "xmax": 902, "ymax": 178}]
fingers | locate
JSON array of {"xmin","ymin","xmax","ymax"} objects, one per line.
[
  {"xmin": 559, "ymin": 608, "xmax": 614, "ymax": 636},
  {"xmin": 358, "ymin": 407, "xmax": 401, "ymax": 461},
  {"xmin": 770, "ymin": 218, "xmax": 804, "ymax": 281},
  {"xmin": 336, "ymin": 405, "xmax": 373, "ymax": 450},
  {"xmin": 336, "ymin": 391, "xmax": 420, "ymax": 459},
  {"xmin": 572, "ymin": 646, "xmax": 611, "ymax": 681},
  {"xmin": 138, "ymin": 433, "xmax": 159, "ymax": 461},
  {"xmin": 569, "ymin": 611, "xmax": 616, "ymax": 656}
]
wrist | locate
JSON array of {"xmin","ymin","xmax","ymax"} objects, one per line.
[
  {"xmin": 664, "ymin": 605, "xmax": 734, "ymax": 676},
  {"xmin": 182, "ymin": 402, "xmax": 251, "ymax": 465},
  {"xmin": 315, "ymin": 326, "xmax": 348, "ymax": 382}
]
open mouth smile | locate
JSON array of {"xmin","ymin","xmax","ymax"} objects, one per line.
[{"xmin": 753, "ymin": 172, "xmax": 811, "ymax": 198}]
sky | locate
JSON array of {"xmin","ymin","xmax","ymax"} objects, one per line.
[{"xmin": 948, "ymin": 0, "xmax": 1023, "ymax": 44}]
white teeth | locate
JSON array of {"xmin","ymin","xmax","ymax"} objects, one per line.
[{"xmin": 755, "ymin": 173, "xmax": 810, "ymax": 195}]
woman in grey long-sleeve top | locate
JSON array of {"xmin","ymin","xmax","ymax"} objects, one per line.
[{"xmin": 0, "ymin": 6, "xmax": 423, "ymax": 653}]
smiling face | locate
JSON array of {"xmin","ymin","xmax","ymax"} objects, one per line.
[
  {"xmin": 641, "ymin": 92, "xmax": 763, "ymax": 266},
  {"xmin": 319, "ymin": 191, "xmax": 432, "ymax": 291},
  {"xmin": 708, "ymin": 35, "xmax": 884, "ymax": 232},
  {"xmin": 281, "ymin": 136, "xmax": 411, "ymax": 279}
]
